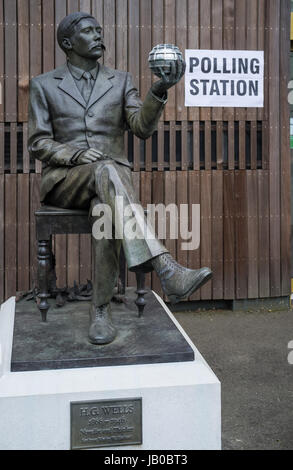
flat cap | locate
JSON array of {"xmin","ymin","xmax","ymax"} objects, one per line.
[{"xmin": 57, "ymin": 11, "xmax": 95, "ymax": 49}]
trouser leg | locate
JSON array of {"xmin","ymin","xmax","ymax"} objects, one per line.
[
  {"xmin": 89, "ymin": 197, "xmax": 122, "ymax": 307},
  {"xmin": 94, "ymin": 161, "xmax": 168, "ymax": 271}
]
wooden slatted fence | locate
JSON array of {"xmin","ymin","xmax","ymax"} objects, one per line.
[{"xmin": 0, "ymin": 0, "xmax": 291, "ymax": 303}]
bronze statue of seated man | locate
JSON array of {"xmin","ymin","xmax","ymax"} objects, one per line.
[{"xmin": 28, "ymin": 11, "xmax": 212, "ymax": 345}]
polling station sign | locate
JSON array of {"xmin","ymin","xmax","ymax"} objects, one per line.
[{"xmin": 185, "ymin": 50, "xmax": 264, "ymax": 108}]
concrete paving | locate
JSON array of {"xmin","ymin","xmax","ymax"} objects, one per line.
[{"xmin": 172, "ymin": 306, "xmax": 293, "ymax": 450}]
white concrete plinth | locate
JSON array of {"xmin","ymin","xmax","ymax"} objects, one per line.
[{"xmin": 0, "ymin": 294, "xmax": 221, "ymax": 450}]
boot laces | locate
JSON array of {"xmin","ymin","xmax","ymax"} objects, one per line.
[
  {"xmin": 95, "ymin": 304, "xmax": 107, "ymax": 319},
  {"xmin": 163, "ymin": 254, "xmax": 185, "ymax": 273}
]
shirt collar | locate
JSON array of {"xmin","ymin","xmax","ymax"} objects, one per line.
[{"xmin": 67, "ymin": 61, "xmax": 99, "ymax": 80}]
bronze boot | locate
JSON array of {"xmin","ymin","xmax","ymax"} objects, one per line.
[
  {"xmin": 88, "ymin": 303, "xmax": 117, "ymax": 345},
  {"xmin": 152, "ymin": 253, "xmax": 212, "ymax": 304}
]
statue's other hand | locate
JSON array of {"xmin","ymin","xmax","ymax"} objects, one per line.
[
  {"xmin": 76, "ymin": 148, "xmax": 108, "ymax": 165},
  {"xmin": 151, "ymin": 59, "xmax": 186, "ymax": 98}
]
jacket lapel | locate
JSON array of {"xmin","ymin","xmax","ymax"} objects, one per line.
[
  {"xmin": 55, "ymin": 64, "xmax": 87, "ymax": 108},
  {"xmin": 54, "ymin": 63, "xmax": 115, "ymax": 109},
  {"xmin": 87, "ymin": 65, "xmax": 114, "ymax": 110}
]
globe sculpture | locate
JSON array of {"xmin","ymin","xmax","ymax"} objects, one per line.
[{"xmin": 148, "ymin": 44, "xmax": 183, "ymax": 79}]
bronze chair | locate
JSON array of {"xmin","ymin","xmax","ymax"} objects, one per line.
[{"xmin": 35, "ymin": 205, "xmax": 147, "ymax": 322}]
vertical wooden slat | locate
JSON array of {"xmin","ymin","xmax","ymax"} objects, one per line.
[
  {"xmin": 55, "ymin": 0, "xmax": 67, "ymax": 67},
  {"xmin": 67, "ymin": 234, "xmax": 80, "ymax": 286},
  {"xmin": 140, "ymin": 171, "xmax": 152, "ymax": 288},
  {"xmin": 212, "ymin": 170, "xmax": 223, "ymax": 299},
  {"xmin": 140, "ymin": 0, "xmax": 152, "ymax": 171},
  {"xmin": 164, "ymin": 171, "xmax": 177, "ymax": 261},
  {"xmin": 268, "ymin": 0, "xmax": 281, "ymax": 297},
  {"xmin": 128, "ymin": 0, "xmax": 140, "ymax": 90},
  {"xmin": 280, "ymin": 0, "xmax": 291, "ymax": 296},
  {"xmin": 10, "ymin": 123, "xmax": 17, "ymax": 174},
  {"xmin": 43, "ymin": 0, "xmax": 55, "ymax": 74},
  {"xmin": 17, "ymin": 174, "xmax": 30, "ymax": 293},
  {"xmin": 247, "ymin": 170, "xmax": 258, "ymax": 299},
  {"xmin": 55, "ymin": 234, "xmax": 67, "ymax": 288},
  {"xmin": 0, "ymin": 0, "xmax": 4, "ymax": 122},
  {"xmin": 188, "ymin": 170, "xmax": 200, "ymax": 300},
  {"xmin": 258, "ymin": 169, "xmax": 270, "ymax": 297},
  {"xmin": 164, "ymin": 0, "xmax": 176, "ymax": 121},
  {"xmin": 192, "ymin": 121, "xmax": 200, "ymax": 170},
  {"xmin": 169, "ymin": 121, "xmax": 176, "ymax": 170},
  {"xmin": 262, "ymin": 121, "xmax": 269, "ymax": 170},
  {"xmin": 223, "ymin": 0, "xmax": 235, "ymax": 122},
  {"xmin": 30, "ymin": 0, "xmax": 43, "ymax": 174},
  {"xmin": 116, "ymin": 0, "xmax": 128, "ymax": 72},
  {"xmin": 199, "ymin": 0, "xmax": 211, "ymax": 121},
  {"xmin": 228, "ymin": 121, "xmax": 234, "ymax": 170},
  {"xmin": 140, "ymin": 0, "xmax": 151, "ymax": 99},
  {"xmin": 200, "ymin": 170, "xmax": 212, "ymax": 299},
  {"xmin": 30, "ymin": 0, "xmax": 42, "ymax": 79},
  {"xmin": 67, "ymin": 0, "xmax": 79, "ymax": 13},
  {"xmin": 187, "ymin": 0, "xmax": 199, "ymax": 121},
  {"xmin": 263, "ymin": 0, "xmax": 269, "ymax": 123},
  {"xmin": 22, "ymin": 123, "xmax": 30, "ymax": 174},
  {"xmin": 116, "ymin": 0, "xmax": 127, "ymax": 184},
  {"xmin": 92, "ymin": 0, "xmax": 104, "ymax": 27},
  {"xmin": 128, "ymin": 0, "xmax": 140, "ymax": 171},
  {"xmin": 103, "ymin": 0, "xmax": 115, "ymax": 69},
  {"xmin": 246, "ymin": 0, "xmax": 258, "ymax": 123},
  {"xmin": 257, "ymin": 0, "xmax": 265, "ymax": 121},
  {"xmin": 79, "ymin": 0, "xmax": 91, "ymax": 12},
  {"xmin": 175, "ymin": 0, "xmax": 187, "ymax": 121},
  {"xmin": 176, "ymin": 170, "xmax": 188, "ymax": 270},
  {"xmin": 234, "ymin": 0, "xmax": 246, "ymax": 123},
  {"xmin": 157, "ymin": 121, "xmax": 164, "ymax": 171},
  {"xmin": 211, "ymin": 0, "xmax": 223, "ymax": 122},
  {"xmin": 18, "ymin": 0, "xmax": 29, "ymax": 122},
  {"xmin": 5, "ymin": 174, "xmax": 17, "ymax": 298},
  {"xmin": 127, "ymin": 171, "xmax": 140, "ymax": 287},
  {"xmin": 152, "ymin": 170, "xmax": 164, "ymax": 296},
  {"xmin": 0, "ymin": 123, "xmax": 4, "ymax": 173},
  {"xmin": 152, "ymin": 0, "xmax": 164, "ymax": 110},
  {"xmin": 4, "ymin": 0, "xmax": 17, "ymax": 123},
  {"xmin": 181, "ymin": 121, "xmax": 188, "ymax": 170},
  {"xmin": 205, "ymin": 121, "xmax": 211, "ymax": 170},
  {"xmin": 235, "ymin": 170, "xmax": 248, "ymax": 299},
  {"xmin": 223, "ymin": 171, "xmax": 235, "ymax": 299},
  {"xmin": 239, "ymin": 120, "xmax": 246, "ymax": 170},
  {"xmin": 79, "ymin": 235, "xmax": 92, "ymax": 285},
  {"xmin": 29, "ymin": 173, "xmax": 41, "ymax": 291},
  {"xmin": 250, "ymin": 121, "xmax": 257, "ymax": 170},
  {"xmin": 216, "ymin": 121, "xmax": 223, "ymax": 169}
]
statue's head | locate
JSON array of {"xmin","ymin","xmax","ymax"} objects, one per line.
[{"xmin": 57, "ymin": 12, "xmax": 105, "ymax": 60}]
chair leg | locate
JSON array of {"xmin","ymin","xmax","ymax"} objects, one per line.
[
  {"xmin": 37, "ymin": 240, "xmax": 51, "ymax": 322},
  {"xmin": 135, "ymin": 271, "xmax": 147, "ymax": 317}
]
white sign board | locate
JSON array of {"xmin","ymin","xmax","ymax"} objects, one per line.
[{"xmin": 185, "ymin": 50, "xmax": 264, "ymax": 108}]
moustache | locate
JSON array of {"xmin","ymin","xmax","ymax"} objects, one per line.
[{"xmin": 90, "ymin": 42, "xmax": 106, "ymax": 51}]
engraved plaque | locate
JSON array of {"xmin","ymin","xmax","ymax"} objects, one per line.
[{"xmin": 70, "ymin": 398, "xmax": 142, "ymax": 449}]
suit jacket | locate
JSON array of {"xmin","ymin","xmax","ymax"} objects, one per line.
[{"xmin": 28, "ymin": 62, "xmax": 166, "ymax": 201}]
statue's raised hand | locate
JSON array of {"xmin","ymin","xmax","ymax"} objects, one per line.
[{"xmin": 151, "ymin": 59, "xmax": 186, "ymax": 98}]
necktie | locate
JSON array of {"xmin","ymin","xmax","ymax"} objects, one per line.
[{"xmin": 82, "ymin": 71, "xmax": 93, "ymax": 103}]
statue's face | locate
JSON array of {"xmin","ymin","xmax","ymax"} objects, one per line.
[{"xmin": 68, "ymin": 18, "xmax": 104, "ymax": 60}]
